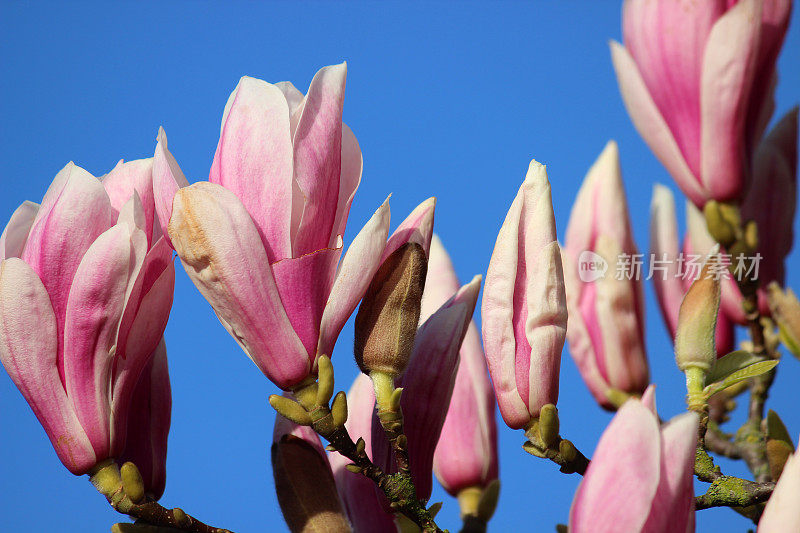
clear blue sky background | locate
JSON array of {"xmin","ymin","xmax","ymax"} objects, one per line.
[{"xmin": 1, "ymin": 2, "xmax": 798, "ymax": 532}]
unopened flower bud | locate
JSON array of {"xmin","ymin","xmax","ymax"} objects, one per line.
[
  {"xmin": 272, "ymin": 425, "xmax": 351, "ymax": 533},
  {"xmin": 354, "ymin": 241, "xmax": 427, "ymax": 377},
  {"xmin": 675, "ymin": 253, "xmax": 721, "ymax": 373}
]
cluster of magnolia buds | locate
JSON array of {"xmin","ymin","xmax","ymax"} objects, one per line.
[{"xmin": 2, "ymin": 0, "xmax": 800, "ymax": 532}]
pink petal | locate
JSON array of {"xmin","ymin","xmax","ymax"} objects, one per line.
[
  {"xmin": 699, "ymin": 0, "xmax": 762, "ymax": 201},
  {"xmin": 759, "ymin": 443, "xmax": 800, "ymax": 532},
  {"xmin": 317, "ymin": 197, "xmax": 390, "ymax": 359},
  {"xmin": 21, "ymin": 163, "xmax": 118, "ymax": 384},
  {"xmin": 434, "ymin": 321, "xmax": 499, "ymax": 495},
  {"xmin": 210, "ymin": 77, "xmax": 294, "ymax": 262},
  {"xmin": 63, "ymin": 223, "xmax": 147, "ymax": 459},
  {"xmin": 110, "ymin": 252, "xmax": 174, "ymax": 454},
  {"xmin": 746, "ymin": 0, "xmax": 792, "ymax": 152},
  {"xmin": 569, "ymin": 400, "xmax": 661, "ymax": 533},
  {"xmin": 641, "ymin": 384, "xmax": 656, "ymax": 414},
  {"xmin": 102, "ymin": 158, "xmax": 159, "ymax": 246},
  {"xmin": 153, "ymin": 128, "xmax": 190, "ymax": 249},
  {"xmin": 328, "ymin": 123, "xmax": 363, "ymax": 248},
  {"xmin": 420, "ymin": 234, "xmax": 462, "ymax": 322},
  {"xmin": 622, "ymin": 0, "xmax": 726, "ymax": 178},
  {"xmin": 271, "ymin": 246, "xmax": 341, "ymax": 359},
  {"xmin": 610, "ymin": 41, "xmax": 707, "ymax": 206},
  {"xmin": 118, "ymin": 339, "xmax": 171, "ymax": 500},
  {"xmin": 0, "ymin": 258, "xmax": 96, "ymax": 474},
  {"xmin": 643, "ymin": 412, "xmax": 699, "ymax": 533},
  {"xmin": 382, "ymin": 197, "xmax": 436, "ymax": 261},
  {"xmin": 292, "ymin": 63, "xmax": 347, "ymax": 256},
  {"xmin": 0, "ymin": 201, "xmax": 39, "ymax": 260},
  {"xmin": 650, "ymin": 184, "xmax": 683, "ymax": 339},
  {"xmin": 168, "ymin": 182, "xmax": 308, "ymax": 389},
  {"xmin": 742, "ymin": 108, "xmax": 798, "ymax": 289},
  {"xmin": 391, "ymin": 276, "xmax": 480, "ymax": 501}
]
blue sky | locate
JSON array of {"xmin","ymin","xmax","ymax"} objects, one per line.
[{"xmin": 1, "ymin": 1, "xmax": 798, "ymax": 531}]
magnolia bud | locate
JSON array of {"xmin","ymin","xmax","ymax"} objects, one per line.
[
  {"xmin": 675, "ymin": 253, "xmax": 721, "ymax": 373},
  {"xmin": 272, "ymin": 434, "xmax": 351, "ymax": 533},
  {"xmin": 354, "ymin": 242, "xmax": 427, "ymax": 377}
]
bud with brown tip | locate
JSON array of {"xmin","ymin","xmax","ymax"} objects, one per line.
[
  {"xmin": 354, "ymin": 242, "xmax": 428, "ymax": 377},
  {"xmin": 272, "ymin": 415, "xmax": 351, "ymax": 533}
]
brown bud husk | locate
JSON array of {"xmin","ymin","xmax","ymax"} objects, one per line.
[
  {"xmin": 675, "ymin": 253, "xmax": 721, "ymax": 372},
  {"xmin": 354, "ymin": 242, "xmax": 427, "ymax": 377},
  {"xmin": 767, "ymin": 283, "xmax": 800, "ymax": 359},
  {"xmin": 272, "ymin": 435, "xmax": 352, "ymax": 533}
]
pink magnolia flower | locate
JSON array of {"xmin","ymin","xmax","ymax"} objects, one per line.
[
  {"xmin": 0, "ymin": 160, "xmax": 175, "ymax": 475},
  {"xmin": 331, "ymin": 278, "xmax": 481, "ymax": 531},
  {"xmin": 482, "ymin": 160, "xmax": 567, "ymax": 430},
  {"xmin": 611, "ymin": 0, "xmax": 792, "ymax": 207},
  {"xmin": 570, "ymin": 388, "xmax": 699, "ymax": 533},
  {"xmin": 650, "ymin": 184, "xmax": 735, "ymax": 356},
  {"xmin": 118, "ymin": 338, "xmax": 171, "ymax": 499},
  {"xmin": 563, "ymin": 142, "xmax": 649, "ymax": 409},
  {"xmin": 154, "ymin": 63, "xmax": 436, "ymax": 390},
  {"xmin": 758, "ymin": 437, "xmax": 800, "ymax": 532},
  {"xmin": 424, "ymin": 235, "xmax": 498, "ymax": 496}
]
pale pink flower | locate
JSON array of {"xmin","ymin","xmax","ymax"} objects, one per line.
[{"xmin": 611, "ymin": 0, "xmax": 792, "ymax": 207}]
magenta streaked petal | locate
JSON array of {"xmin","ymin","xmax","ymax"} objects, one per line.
[
  {"xmin": 168, "ymin": 182, "xmax": 308, "ymax": 389},
  {"xmin": 271, "ymin": 246, "xmax": 341, "ymax": 359},
  {"xmin": 292, "ymin": 63, "xmax": 347, "ymax": 256},
  {"xmin": 699, "ymin": 0, "xmax": 761, "ymax": 201},
  {"xmin": 0, "ymin": 258, "xmax": 96, "ymax": 474},
  {"xmin": 328, "ymin": 123, "xmax": 363, "ymax": 248},
  {"xmin": 622, "ymin": 0, "xmax": 725, "ymax": 178},
  {"xmin": 153, "ymin": 128, "xmax": 190, "ymax": 249},
  {"xmin": 610, "ymin": 42, "xmax": 707, "ymax": 206},
  {"xmin": 317, "ymin": 197, "xmax": 390, "ymax": 359},
  {"xmin": 21, "ymin": 163, "xmax": 117, "ymax": 383},
  {"xmin": 110, "ymin": 254, "xmax": 174, "ymax": 454},
  {"xmin": 0, "ymin": 201, "xmax": 39, "ymax": 260},
  {"xmin": 63, "ymin": 223, "xmax": 146, "ymax": 459},
  {"xmin": 119, "ymin": 339, "xmax": 171, "ymax": 500},
  {"xmin": 210, "ymin": 77, "xmax": 294, "ymax": 262}
]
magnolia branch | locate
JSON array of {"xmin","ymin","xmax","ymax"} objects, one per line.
[{"xmin": 90, "ymin": 461, "xmax": 231, "ymax": 533}]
